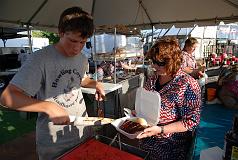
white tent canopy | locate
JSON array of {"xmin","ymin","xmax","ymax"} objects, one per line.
[{"xmin": 0, "ymin": 0, "xmax": 238, "ymax": 32}]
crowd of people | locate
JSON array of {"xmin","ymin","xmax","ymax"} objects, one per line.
[{"xmin": 0, "ymin": 6, "xmax": 205, "ymax": 160}]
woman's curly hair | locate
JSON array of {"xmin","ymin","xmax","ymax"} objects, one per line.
[{"xmin": 147, "ymin": 36, "xmax": 183, "ymax": 76}]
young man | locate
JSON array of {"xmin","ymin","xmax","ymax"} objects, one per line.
[{"xmin": 0, "ymin": 7, "xmax": 105, "ymax": 160}]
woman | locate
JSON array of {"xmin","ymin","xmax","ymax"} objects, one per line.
[
  {"xmin": 137, "ymin": 37, "xmax": 201, "ymax": 160},
  {"xmin": 181, "ymin": 37, "xmax": 204, "ymax": 79},
  {"xmin": 182, "ymin": 37, "xmax": 207, "ymax": 103}
]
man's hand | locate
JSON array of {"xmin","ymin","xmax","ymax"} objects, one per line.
[
  {"xmin": 45, "ymin": 102, "xmax": 70, "ymax": 125},
  {"xmin": 95, "ymin": 82, "xmax": 105, "ymax": 101}
]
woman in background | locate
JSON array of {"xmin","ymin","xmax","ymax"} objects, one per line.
[
  {"xmin": 137, "ymin": 37, "xmax": 201, "ymax": 160},
  {"xmin": 181, "ymin": 37, "xmax": 204, "ymax": 79}
]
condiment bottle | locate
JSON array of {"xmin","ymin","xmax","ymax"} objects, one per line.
[{"xmin": 224, "ymin": 115, "xmax": 238, "ymax": 160}]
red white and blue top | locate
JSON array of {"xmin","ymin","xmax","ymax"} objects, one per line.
[
  {"xmin": 139, "ymin": 69, "xmax": 201, "ymax": 160},
  {"xmin": 144, "ymin": 69, "xmax": 201, "ymax": 137}
]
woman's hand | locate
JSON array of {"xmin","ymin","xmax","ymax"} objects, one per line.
[
  {"xmin": 137, "ymin": 126, "xmax": 162, "ymax": 139},
  {"xmin": 198, "ymin": 71, "xmax": 204, "ymax": 78}
]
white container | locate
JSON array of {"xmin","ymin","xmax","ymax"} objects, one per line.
[
  {"xmin": 112, "ymin": 87, "xmax": 161, "ymax": 139},
  {"xmin": 92, "ymin": 34, "xmax": 127, "ymax": 53},
  {"xmin": 135, "ymin": 87, "xmax": 161, "ymax": 125}
]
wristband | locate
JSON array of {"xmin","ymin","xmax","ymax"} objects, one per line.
[{"xmin": 160, "ymin": 126, "xmax": 164, "ymax": 134}]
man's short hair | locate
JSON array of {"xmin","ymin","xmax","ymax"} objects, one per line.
[{"xmin": 58, "ymin": 7, "xmax": 94, "ymax": 38}]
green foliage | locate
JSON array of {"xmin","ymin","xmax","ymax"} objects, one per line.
[
  {"xmin": 0, "ymin": 109, "xmax": 36, "ymax": 144},
  {"xmin": 32, "ymin": 30, "xmax": 59, "ymax": 44}
]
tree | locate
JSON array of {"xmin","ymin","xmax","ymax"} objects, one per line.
[{"xmin": 32, "ymin": 30, "xmax": 59, "ymax": 44}]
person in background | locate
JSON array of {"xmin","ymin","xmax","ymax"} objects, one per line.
[
  {"xmin": 0, "ymin": 7, "xmax": 105, "ymax": 160},
  {"xmin": 181, "ymin": 37, "xmax": 204, "ymax": 79},
  {"xmin": 18, "ymin": 49, "xmax": 28, "ymax": 65},
  {"xmin": 196, "ymin": 58, "xmax": 208, "ymax": 87},
  {"xmin": 217, "ymin": 64, "xmax": 238, "ymax": 109},
  {"xmin": 137, "ymin": 37, "xmax": 201, "ymax": 160},
  {"xmin": 181, "ymin": 37, "xmax": 207, "ymax": 103},
  {"xmin": 97, "ymin": 60, "xmax": 137, "ymax": 80}
]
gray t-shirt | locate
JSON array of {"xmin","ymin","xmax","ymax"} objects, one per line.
[{"xmin": 10, "ymin": 45, "xmax": 92, "ymax": 159}]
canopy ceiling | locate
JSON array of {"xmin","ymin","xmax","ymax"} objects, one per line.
[{"xmin": 0, "ymin": 0, "xmax": 238, "ymax": 33}]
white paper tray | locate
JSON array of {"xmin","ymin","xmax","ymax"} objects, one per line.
[
  {"xmin": 111, "ymin": 117, "xmax": 144, "ymax": 139},
  {"xmin": 111, "ymin": 87, "xmax": 161, "ymax": 139}
]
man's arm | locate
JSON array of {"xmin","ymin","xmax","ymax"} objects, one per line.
[
  {"xmin": 81, "ymin": 76, "xmax": 105, "ymax": 100},
  {"xmin": 0, "ymin": 84, "xmax": 70, "ymax": 124}
]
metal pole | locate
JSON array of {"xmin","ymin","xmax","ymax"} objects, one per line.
[
  {"xmin": 27, "ymin": 25, "xmax": 33, "ymax": 53},
  {"xmin": 151, "ymin": 25, "xmax": 154, "ymax": 46},
  {"xmin": 114, "ymin": 28, "xmax": 117, "ymax": 84},
  {"xmin": 157, "ymin": 29, "xmax": 163, "ymax": 39},
  {"xmin": 93, "ymin": 31, "xmax": 97, "ymax": 81},
  {"xmin": 91, "ymin": 0, "xmax": 96, "ymax": 16},
  {"xmin": 3, "ymin": 39, "xmax": 6, "ymax": 47},
  {"xmin": 161, "ymin": 27, "xmax": 171, "ymax": 38},
  {"xmin": 27, "ymin": 0, "xmax": 48, "ymax": 24}
]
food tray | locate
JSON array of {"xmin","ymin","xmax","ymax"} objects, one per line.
[
  {"xmin": 112, "ymin": 87, "xmax": 161, "ymax": 139},
  {"xmin": 57, "ymin": 135, "xmax": 149, "ymax": 160},
  {"xmin": 111, "ymin": 117, "xmax": 143, "ymax": 139}
]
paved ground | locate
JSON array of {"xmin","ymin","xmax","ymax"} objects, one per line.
[
  {"xmin": 0, "ymin": 131, "xmax": 37, "ymax": 160},
  {"xmin": 194, "ymin": 103, "xmax": 238, "ymax": 160}
]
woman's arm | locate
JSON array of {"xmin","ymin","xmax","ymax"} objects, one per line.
[{"xmin": 137, "ymin": 121, "xmax": 187, "ymax": 139}]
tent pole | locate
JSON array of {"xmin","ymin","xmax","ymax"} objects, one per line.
[
  {"xmin": 223, "ymin": 0, "xmax": 238, "ymax": 9},
  {"xmin": 188, "ymin": 25, "xmax": 197, "ymax": 36},
  {"xmin": 181, "ymin": 25, "xmax": 197, "ymax": 45},
  {"xmin": 177, "ymin": 28, "xmax": 182, "ymax": 36},
  {"xmin": 91, "ymin": 0, "xmax": 96, "ymax": 16},
  {"xmin": 93, "ymin": 30, "xmax": 97, "ymax": 81},
  {"xmin": 138, "ymin": 0, "xmax": 153, "ymax": 24},
  {"xmin": 27, "ymin": 0, "xmax": 48, "ymax": 24},
  {"xmin": 161, "ymin": 27, "xmax": 172, "ymax": 38},
  {"xmin": 128, "ymin": 15, "xmax": 238, "ymax": 29},
  {"xmin": 202, "ymin": 26, "xmax": 206, "ymax": 61},
  {"xmin": 151, "ymin": 25, "xmax": 154, "ymax": 46},
  {"xmin": 3, "ymin": 39, "xmax": 6, "ymax": 47},
  {"xmin": 114, "ymin": 28, "xmax": 117, "ymax": 84},
  {"xmin": 27, "ymin": 25, "xmax": 33, "ymax": 53},
  {"xmin": 157, "ymin": 29, "xmax": 163, "ymax": 39}
]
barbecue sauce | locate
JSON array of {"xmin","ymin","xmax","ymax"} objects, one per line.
[{"xmin": 120, "ymin": 120, "xmax": 145, "ymax": 134}]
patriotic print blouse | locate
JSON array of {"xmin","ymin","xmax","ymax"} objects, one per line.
[
  {"xmin": 144, "ymin": 69, "xmax": 201, "ymax": 137},
  {"xmin": 181, "ymin": 51, "xmax": 197, "ymax": 69}
]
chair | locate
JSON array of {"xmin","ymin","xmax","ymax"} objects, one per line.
[{"xmin": 186, "ymin": 129, "xmax": 197, "ymax": 160}]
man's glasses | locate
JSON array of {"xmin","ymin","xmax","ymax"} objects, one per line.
[{"xmin": 151, "ymin": 59, "xmax": 166, "ymax": 66}]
